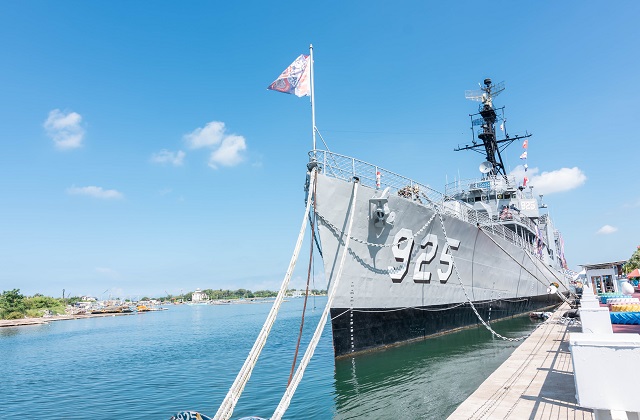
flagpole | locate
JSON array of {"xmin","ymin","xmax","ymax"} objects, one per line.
[{"xmin": 309, "ymin": 44, "xmax": 316, "ymax": 156}]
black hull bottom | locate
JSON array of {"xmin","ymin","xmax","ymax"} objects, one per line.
[{"xmin": 329, "ymin": 293, "xmax": 564, "ymax": 358}]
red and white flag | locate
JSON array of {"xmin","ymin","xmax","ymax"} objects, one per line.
[
  {"xmin": 267, "ymin": 54, "xmax": 311, "ymax": 97},
  {"xmin": 522, "ymin": 139, "xmax": 528, "ymax": 149},
  {"xmin": 519, "ymin": 151, "xmax": 527, "ymax": 159},
  {"xmin": 523, "ymin": 176, "xmax": 529, "ymax": 186}
]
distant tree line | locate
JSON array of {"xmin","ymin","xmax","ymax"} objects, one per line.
[
  {"xmin": 0, "ymin": 289, "xmax": 69, "ymax": 320},
  {"xmin": 1, "ymin": 287, "xmax": 329, "ymax": 319},
  {"xmin": 624, "ymin": 246, "xmax": 640, "ymax": 274},
  {"xmin": 161, "ymin": 288, "xmax": 326, "ymax": 302}
]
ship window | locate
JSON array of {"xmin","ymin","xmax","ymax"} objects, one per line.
[
  {"xmin": 497, "ymin": 194, "xmax": 503, "ymax": 199},
  {"xmin": 474, "ymin": 196, "xmax": 481, "ymax": 202},
  {"xmin": 468, "ymin": 198, "xmax": 474, "ymax": 203}
]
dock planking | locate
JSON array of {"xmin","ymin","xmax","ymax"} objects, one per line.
[{"xmin": 448, "ymin": 303, "xmax": 594, "ymax": 419}]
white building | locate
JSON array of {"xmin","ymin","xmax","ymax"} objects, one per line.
[
  {"xmin": 191, "ymin": 288, "xmax": 208, "ymax": 302},
  {"xmin": 580, "ymin": 260, "xmax": 627, "ymax": 294}
]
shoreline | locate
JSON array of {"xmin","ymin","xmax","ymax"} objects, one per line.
[{"xmin": 0, "ymin": 312, "xmax": 137, "ymax": 328}]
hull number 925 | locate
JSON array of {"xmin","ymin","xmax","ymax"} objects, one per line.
[{"xmin": 388, "ymin": 228, "xmax": 460, "ymax": 283}]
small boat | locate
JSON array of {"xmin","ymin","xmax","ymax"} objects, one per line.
[{"xmin": 529, "ymin": 312, "xmax": 552, "ymax": 320}]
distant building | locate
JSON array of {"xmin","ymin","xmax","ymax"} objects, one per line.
[
  {"xmin": 191, "ymin": 288, "xmax": 208, "ymax": 302},
  {"xmin": 287, "ymin": 290, "xmax": 304, "ymax": 298},
  {"xmin": 580, "ymin": 260, "xmax": 627, "ymax": 294}
]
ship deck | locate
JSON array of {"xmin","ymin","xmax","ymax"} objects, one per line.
[{"xmin": 448, "ymin": 302, "xmax": 591, "ymax": 419}]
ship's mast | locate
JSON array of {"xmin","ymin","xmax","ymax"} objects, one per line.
[{"xmin": 456, "ymin": 78, "xmax": 531, "ymax": 177}]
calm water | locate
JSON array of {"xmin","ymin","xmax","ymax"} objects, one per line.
[{"xmin": 0, "ymin": 297, "xmax": 540, "ymax": 419}]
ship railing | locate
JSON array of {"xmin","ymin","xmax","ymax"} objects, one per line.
[
  {"xmin": 311, "ymin": 150, "xmax": 446, "ymax": 207},
  {"xmin": 444, "ymin": 176, "xmax": 518, "ymax": 196},
  {"xmin": 311, "ymin": 150, "xmax": 543, "ymax": 262},
  {"xmin": 491, "ymin": 212, "xmax": 539, "ymax": 239},
  {"xmin": 462, "ymin": 205, "xmax": 540, "ymax": 259}
]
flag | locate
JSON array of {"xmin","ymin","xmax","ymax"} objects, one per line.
[
  {"xmin": 536, "ymin": 226, "xmax": 544, "ymax": 257},
  {"xmin": 524, "ymin": 163, "xmax": 528, "ymax": 171},
  {"xmin": 522, "ymin": 139, "xmax": 528, "ymax": 149},
  {"xmin": 267, "ymin": 54, "xmax": 311, "ymax": 97},
  {"xmin": 523, "ymin": 176, "xmax": 528, "ymax": 186},
  {"xmin": 500, "ymin": 122, "xmax": 504, "ymax": 131},
  {"xmin": 519, "ymin": 151, "xmax": 527, "ymax": 159}
]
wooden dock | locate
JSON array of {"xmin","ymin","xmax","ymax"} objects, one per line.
[{"xmin": 448, "ymin": 304, "xmax": 594, "ymax": 419}]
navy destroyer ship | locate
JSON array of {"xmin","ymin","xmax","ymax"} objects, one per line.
[{"xmin": 310, "ymin": 78, "xmax": 571, "ymax": 357}]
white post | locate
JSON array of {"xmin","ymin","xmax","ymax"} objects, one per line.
[{"xmin": 310, "ymin": 44, "xmax": 317, "ymax": 155}]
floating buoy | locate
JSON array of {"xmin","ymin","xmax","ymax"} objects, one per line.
[{"xmin": 621, "ymin": 281, "xmax": 635, "ymax": 295}]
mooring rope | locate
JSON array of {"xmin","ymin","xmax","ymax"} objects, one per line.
[
  {"xmin": 271, "ymin": 178, "xmax": 360, "ymax": 420},
  {"xmin": 213, "ymin": 169, "xmax": 317, "ymax": 420},
  {"xmin": 288, "ymin": 171, "xmax": 318, "ymax": 386}
]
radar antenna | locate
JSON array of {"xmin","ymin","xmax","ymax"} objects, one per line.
[{"xmin": 456, "ymin": 78, "xmax": 531, "ymax": 177}]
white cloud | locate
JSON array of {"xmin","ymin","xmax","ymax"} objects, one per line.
[
  {"xmin": 67, "ymin": 185, "xmax": 124, "ymax": 200},
  {"xmin": 183, "ymin": 120, "xmax": 247, "ymax": 169},
  {"xmin": 183, "ymin": 121, "xmax": 226, "ymax": 149},
  {"xmin": 597, "ymin": 225, "xmax": 618, "ymax": 235},
  {"xmin": 208, "ymin": 135, "xmax": 247, "ymax": 168},
  {"xmin": 44, "ymin": 109, "xmax": 86, "ymax": 150},
  {"xmin": 509, "ymin": 165, "xmax": 586, "ymax": 195},
  {"xmin": 151, "ymin": 149, "xmax": 185, "ymax": 166}
]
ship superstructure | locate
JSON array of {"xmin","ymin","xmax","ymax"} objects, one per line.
[{"xmin": 310, "ymin": 78, "xmax": 571, "ymax": 357}]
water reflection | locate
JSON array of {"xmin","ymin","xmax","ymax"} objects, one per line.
[
  {"xmin": 333, "ymin": 317, "xmax": 539, "ymax": 419},
  {"xmin": 0, "ymin": 327, "xmax": 21, "ymax": 337}
]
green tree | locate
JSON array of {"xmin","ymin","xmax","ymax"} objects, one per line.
[
  {"xmin": 66, "ymin": 296, "xmax": 82, "ymax": 306},
  {"xmin": 624, "ymin": 246, "xmax": 640, "ymax": 274},
  {"xmin": 0, "ymin": 289, "xmax": 26, "ymax": 319}
]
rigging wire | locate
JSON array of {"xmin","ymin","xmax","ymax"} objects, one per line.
[
  {"xmin": 287, "ymin": 173, "xmax": 318, "ymax": 386},
  {"xmin": 213, "ymin": 169, "xmax": 317, "ymax": 420},
  {"xmin": 272, "ymin": 178, "xmax": 360, "ymax": 420}
]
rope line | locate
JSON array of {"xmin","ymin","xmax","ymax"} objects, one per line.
[
  {"xmin": 435, "ymin": 210, "xmax": 549, "ymax": 342},
  {"xmin": 213, "ymin": 169, "xmax": 317, "ymax": 420},
  {"xmin": 288, "ymin": 173, "xmax": 319, "ymax": 386},
  {"xmin": 271, "ymin": 178, "xmax": 360, "ymax": 419},
  {"xmin": 315, "ymin": 210, "xmax": 436, "ymax": 248}
]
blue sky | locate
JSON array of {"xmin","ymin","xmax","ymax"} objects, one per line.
[{"xmin": 1, "ymin": 1, "xmax": 639, "ymax": 299}]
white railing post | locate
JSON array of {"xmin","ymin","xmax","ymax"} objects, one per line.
[{"xmin": 375, "ymin": 166, "xmax": 378, "ymax": 190}]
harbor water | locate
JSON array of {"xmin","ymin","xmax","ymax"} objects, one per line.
[{"xmin": 0, "ymin": 297, "xmax": 541, "ymax": 419}]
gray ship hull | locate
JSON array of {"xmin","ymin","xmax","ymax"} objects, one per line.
[{"xmin": 314, "ymin": 172, "xmax": 567, "ymax": 357}]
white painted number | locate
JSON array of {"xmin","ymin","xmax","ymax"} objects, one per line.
[
  {"xmin": 387, "ymin": 229, "xmax": 461, "ymax": 283},
  {"xmin": 413, "ymin": 234, "xmax": 438, "ymax": 282},
  {"xmin": 388, "ymin": 228, "xmax": 414, "ymax": 283},
  {"xmin": 437, "ymin": 239, "xmax": 460, "ymax": 282}
]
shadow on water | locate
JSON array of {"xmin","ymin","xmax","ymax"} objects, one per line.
[{"xmin": 332, "ymin": 316, "xmax": 541, "ymax": 420}]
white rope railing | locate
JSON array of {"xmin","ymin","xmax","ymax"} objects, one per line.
[
  {"xmin": 271, "ymin": 178, "xmax": 360, "ymax": 420},
  {"xmin": 213, "ymin": 169, "xmax": 317, "ymax": 420}
]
